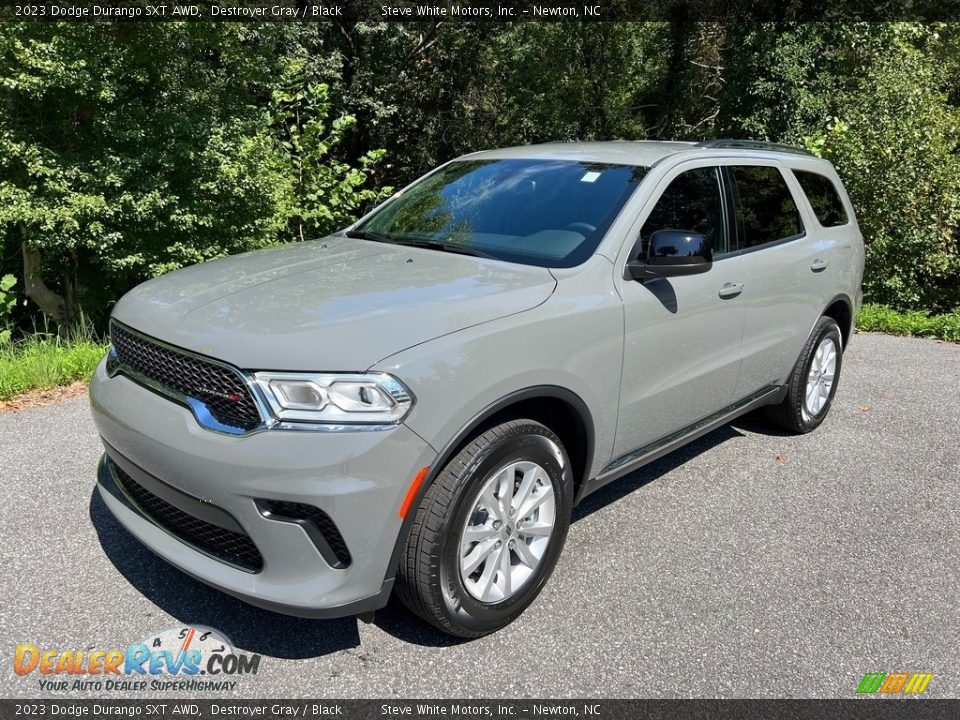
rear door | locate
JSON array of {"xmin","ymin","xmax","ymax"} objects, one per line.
[{"xmin": 727, "ymin": 163, "xmax": 836, "ymax": 397}]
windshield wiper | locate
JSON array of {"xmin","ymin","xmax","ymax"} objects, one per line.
[
  {"xmin": 345, "ymin": 229, "xmax": 393, "ymax": 244},
  {"xmin": 346, "ymin": 230, "xmax": 495, "ymax": 259},
  {"xmin": 399, "ymin": 239, "xmax": 496, "ymax": 259}
]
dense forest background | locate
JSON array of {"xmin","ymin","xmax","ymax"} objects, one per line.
[{"xmin": 2, "ymin": 22, "xmax": 959, "ymax": 338}]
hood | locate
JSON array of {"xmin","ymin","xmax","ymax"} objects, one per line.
[{"xmin": 111, "ymin": 237, "xmax": 556, "ymax": 371}]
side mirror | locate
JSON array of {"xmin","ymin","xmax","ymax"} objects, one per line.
[{"xmin": 626, "ymin": 229, "xmax": 713, "ymax": 281}]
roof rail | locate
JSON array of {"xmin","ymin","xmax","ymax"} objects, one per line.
[{"xmin": 697, "ymin": 139, "xmax": 814, "ymax": 157}]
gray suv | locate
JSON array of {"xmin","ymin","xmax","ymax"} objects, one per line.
[{"xmin": 90, "ymin": 140, "xmax": 864, "ymax": 637}]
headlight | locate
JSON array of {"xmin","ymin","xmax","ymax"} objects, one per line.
[{"xmin": 254, "ymin": 372, "xmax": 413, "ymax": 426}]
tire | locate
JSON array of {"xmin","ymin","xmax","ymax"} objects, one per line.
[
  {"xmin": 396, "ymin": 419, "xmax": 574, "ymax": 638},
  {"xmin": 766, "ymin": 316, "xmax": 843, "ymax": 434}
]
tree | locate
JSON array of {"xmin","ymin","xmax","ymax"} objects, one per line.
[
  {"xmin": 270, "ymin": 57, "xmax": 387, "ymax": 242},
  {"xmin": 717, "ymin": 23, "xmax": 960, "ymax": 311},
  {"xmin": 2, "ymin": 21, "xmax": 958, "ymax": 334},
  {"xmin": 0, "ymin": 23, "xmax": 385, "ymax": 334}
]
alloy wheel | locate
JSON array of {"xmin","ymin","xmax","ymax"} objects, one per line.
[
  {"xmin": 458, "ymin": 460, "xmax": 556, "ymax": 603},
  {"xmin": 804, "ymin": 336, "xmax": 837, "ymax": 419}
]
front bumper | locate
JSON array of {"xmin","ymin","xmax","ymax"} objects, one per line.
[{"xmin": 89, "ymin": 357, "xmax": 437, "ymax": 617}]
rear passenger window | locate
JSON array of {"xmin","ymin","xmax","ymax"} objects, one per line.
[
  {"xmin": 793, "ymin": 170, "xmax": 849, "ymax": 227},
  {"xmin": 731, "ymin": 166, "xmax": 803, "ymax": 249}
]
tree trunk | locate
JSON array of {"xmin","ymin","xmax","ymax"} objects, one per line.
[{"xmin": 19, "ymin": 225, "xmax": 69, "ymax": 336}]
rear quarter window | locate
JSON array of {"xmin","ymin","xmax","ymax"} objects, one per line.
[{"xmin": 793, "ymin": 170, "xmax": 849, "ymax": 227}]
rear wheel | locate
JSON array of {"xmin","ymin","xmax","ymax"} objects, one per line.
[
  {"xmin": 767, "ymin": 316, "xmax": 843, "ymax": 433},
  {"xmin": 396, "ymin": 419, "xmax": 573, "ymax": 638}
]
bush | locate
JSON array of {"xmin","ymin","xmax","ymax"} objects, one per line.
[
  {"xmin": 857, "ymin": 303, "xmax": 960, "ymax": 342},
  {"xmin": 0, "ymin": 25, "xmax": 385, "ymax": 332},
  {"xmin": 0, "ymin": 274, "xmax": 15, "ymax": 345},
  {"xmin": 270, "ymin": 59, "xmax": 390, "ymax": 242},
  {"xmin": 810, "ymin": 41, "xmax": 960, "ymax": 313}
]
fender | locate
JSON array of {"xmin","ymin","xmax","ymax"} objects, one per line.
[
  {"xmin": 382, "ymin": 385, "xmax": 595, "ymax": 586},
  {"xmin": 813, "ymin": 292, "xmax": 854, "ymax": 348}
]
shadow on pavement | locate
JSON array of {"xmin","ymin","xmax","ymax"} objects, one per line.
[
  {"xmin": 371, "ymin": 596, "xmax": 471, "ymax": 648},
  {"xmin": 728, "ymin": 412, "xmax": 799, "ymax": 438},
  {"xmin": 88, "ymin": 489, "xmax": 361, "ymax": 659},
  {"xmin": 573, "ymin": 423, "xmax": 743, "ymax": 522},
  {"xmin": 377, "ymin": 421, "xmax": 756, "ymax": 645}
]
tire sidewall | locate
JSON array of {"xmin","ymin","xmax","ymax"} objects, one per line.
[
  {"xmin": 437, "ymin": 427, "xmax": 573, "ymax": 634},
  {"xmin": 798, "ymin": 320, "xmax": 843, "ymax": 430}
]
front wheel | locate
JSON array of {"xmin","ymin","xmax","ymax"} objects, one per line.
[
  {"xmin": 396, "ymin": 419, "xmax": 573, "ymax": 638},
  {"xmin": 767, "ymin": 316, "xmax": 843, "ymax": 433}
]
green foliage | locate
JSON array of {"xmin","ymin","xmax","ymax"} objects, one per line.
[
  {"xmin": 1, "ymin": 20, "xmax": 959, "ymax": 348},
  {"xmin": 474, "ymin": 24, "xmax": 659, "ymax": 142},
  {"xmin": 0, "ymin": 25, "xmax": 283, "ymax": 320},
  {"xmin": 802, "ymin": 29, "xmax": 960, "ymax": 313},
  {"xmin": 0, "ymin": 24, "xmax": 383, "ymax": 328},
  {"xmin": 858, "ymin": 303, "xmax": 960, "ymax": 342},
  {"xmin": 0, "ymin": 324, "xmax": 107, "ymax": 399},
  {"xmin": 314, "ymin": 23, "xmax": 499, "ymax": 183},
  {"xmin": 270, "ymin": 59, "xmax": 388, "ymax": 241},
  {"xmin": 717, "ymin": 23, "xmax": 960, "ymax": 313},
  {"xmin": 718, "ymin": 23, "xmax": 849, "ymax": 142},
  {"xmin": 0, "ymin": 274, "xmax": 15, "ymax": 344}
]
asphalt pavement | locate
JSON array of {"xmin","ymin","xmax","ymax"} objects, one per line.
[{"xmin": 1, "ymin": 332, "xmax": 958, "ymax": 699}]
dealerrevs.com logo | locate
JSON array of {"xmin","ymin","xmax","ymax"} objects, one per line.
[
  {"xmin": 13, "ymin": 626, "xmax": 261, "ymax": 693},
  {"xmin": 856, "ymin": 672, "xmax": 934, "ymax": 695}
]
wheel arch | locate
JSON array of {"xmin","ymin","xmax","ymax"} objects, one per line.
[
  {"xmin": 384, "ymin": 385, "xmax": 595, "ymax": 585},
  {"xmin": 821, "ymin": 293, "xmax": 854, "ymax": 348}
]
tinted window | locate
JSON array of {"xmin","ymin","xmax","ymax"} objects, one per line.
[
  {"xmin": 731, "ymin": 166, "xmax": 803, "ymax": 249},
  {"xmin": 793, "ymin": 170, "xmax": 848, "ymax": 227},
  {"xmin": 357, "ymin": 159, "xmax": 647, "ymax": 268},
  {"xmin": 639, "ymin": 167, "xmax": 729, "ymax": 257}
]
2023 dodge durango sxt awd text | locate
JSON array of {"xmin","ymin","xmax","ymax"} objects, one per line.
[{"xmin": 90, "ymin": 140, "xmax": 864, "ymax": 637}]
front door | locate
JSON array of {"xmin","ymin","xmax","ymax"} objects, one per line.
[{"xmin": 613, "ymin": 163, "xmax": 747, "ymax": 460}]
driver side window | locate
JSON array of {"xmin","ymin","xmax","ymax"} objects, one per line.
[{"xmin": 639, "ymin": 167, "xmax": 729, "ymax": 258}]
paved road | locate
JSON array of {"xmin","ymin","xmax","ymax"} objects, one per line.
[{"xmin": 1, "ymin": 333, "xmax": 958, "ymax": 699}]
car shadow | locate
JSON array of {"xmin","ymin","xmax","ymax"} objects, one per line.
[
  {"xmin": 88, "ymin": 490, "xmax": 361, "ymax": 658},
  {"xmin": 89, "ymin": 414, "xmax": 780, "ymax": 655},
  {"xmin": 573, "ymin": 422, "xmax": 743, "ymax": 521},
  {"xmin": 369, "ymin": 595, "xmax": 473, "ymax": 648},
  {"xmin": 729, "ymin": 410, "xmax": 798, "ymax": 438}
]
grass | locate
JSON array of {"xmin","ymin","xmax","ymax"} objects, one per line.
[
  {"xmin": 0, "ymin": 323, "xmax": 108, "ymax": 400},
  {"xmin": 857, "ymin": 303, "xmax": 960, "ymax": 342}
]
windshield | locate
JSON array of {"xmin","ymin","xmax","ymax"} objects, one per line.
[{"xmin": 354, "ymin": 158, "xmax": 648, "ymax": 268}]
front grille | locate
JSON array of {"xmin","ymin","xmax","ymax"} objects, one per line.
[
  {"xmin": 110, "ymin": 322, "xmax": 261, "ymax": 431},
  {"xmin": 259, "ymin": 500, "xmax": 352, "ymax": 568},
  {"xmin": 111, "ymin": 462, "xmax": 264, "ymax": 572}
]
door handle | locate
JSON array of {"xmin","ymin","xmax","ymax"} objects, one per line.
[
  {"xmin": 810, "ymin": 259, "xmax": 829, "ymax": 273},
  {"xmin": 718, "ymin": 282, "xmax": 744, "ymax": 299}
]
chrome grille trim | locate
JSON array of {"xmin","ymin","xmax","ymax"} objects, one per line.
[{"xmin": 107, "ymin": 320, "xmax": 272, "ymax": 436}]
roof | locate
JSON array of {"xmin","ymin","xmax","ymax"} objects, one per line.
[
  {"xmin": 466, "ymin": 140, "xmax": 825, "ymax": 168},
  {"xmin": 469, "ymin": 141, "xmax": 696, "ymax": 167}
]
